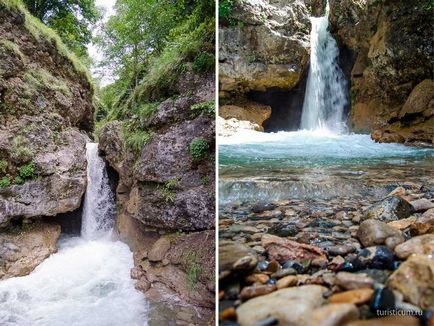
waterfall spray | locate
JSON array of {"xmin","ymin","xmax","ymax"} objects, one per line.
[{"xmin": 300, "ymin": 4, "xmax": 348, "ymax": 132}]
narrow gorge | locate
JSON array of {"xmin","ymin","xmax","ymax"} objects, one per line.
[
  {"xmin": 0, "ymin": 0, "xmax": 215, "ymax": 325},
  {"xmin": 218, "ymin": 0, "xmax": 433, "ymax": 325}
]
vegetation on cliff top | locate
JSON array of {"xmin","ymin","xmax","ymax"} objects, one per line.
[
  {"xmin": 1, "ymin": 0, "xmax": 93, "ymax": 84},
  {"xmin": 94, "ymin": 0, "xmax": 215, "ymax": 146}
]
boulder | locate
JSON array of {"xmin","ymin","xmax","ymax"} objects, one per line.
[
  {"xmin": 219, "ymin": 99, "xmax": 272, "ymax": 130},
  {"xmin": 394, "ymin": 234, "xmax": 434, "ymax": 259},
  {"xmin": 0, "ymin": 222, "xmax": 61, "ymax": 279},
  {"xmin": 261, "ymin": 234, "xmax": 327, "ymax": 263},
  {"xmin": 387, "ymin": 254, "xmax": 434, "ymax": 309},
  {"xmin": 356, "ymin": 219, "xmax": 404, "ymax": 249},
  {"xmin": 236, "ymin": 285, "xmax": 327, "ymax": 326},
  {"xmin": 219, "ymin": 241, "xmax": 258, "ymax": 278},
  {"xmin": 362, "ymin": 196, "xmax": 413, "ymax": 223}
]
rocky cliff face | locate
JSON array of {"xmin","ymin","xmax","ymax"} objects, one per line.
[
  {"xmin": 0, "ymin": 2, "xmax": 93, "ymax": 276},
  {"xmin": 329, "ymin": 0, "xmax": 433, "ymax": 143},
  {"xmin": 219, "ymin": 0, "xmax": 311, "ymax": 133},
  {"xmin": 99, "ymin": 69, "xmax": 215, "ymax": 324}
]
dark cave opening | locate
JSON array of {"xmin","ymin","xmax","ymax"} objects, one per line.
[
  {"xmin": 51, "ymin": 201, "xmax": 84, "ymax": 235},
  {"xmin": 248, "ymin": 70, "xmax": 309, "ymax": 132},
  {"xmin": 247, "ymin": 43, "xmax": 355, "ymax": 132}
]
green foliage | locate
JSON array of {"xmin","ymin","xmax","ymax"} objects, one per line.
[
  {"xmin": 182, "ymin": 250, "xmax": 202, "ymax": 291},
  {"xmin": 159, "ymin": 177, "xmax": 180, "ymax": 203},
  {"xmin": 22, "ymin": 0, "xmax": 100, "ymax": 58},
  {"xmin": 0, "ymin": 176, "xmax": 11, "ymax": 188},
  {"xmin": 0, "ymin": 160, "xmax": 7, "ymax": 174},
  {"xmin": 189, "ymin": 137, "xmax": 209, "ymax": 160},
  {"xmin": 122, "ymin": 126, "xmax": 150, "ymax": 154},
  {"xmin": 219, "ymin": 0, "xmax": 234, "ymax": 20},
  {"xmin": 201, "ymin": 175, "xmax": 209, "ymax": 185},
  {"xmin": 13, "ymin": 176, "xmax": 24, "ymax": 185},
  {"xmin": 24, "ymin": 68, "xmax": 70, "ymax": 95},
  {"xmin": 10, "ymin": 136, "xmax": 33, "ymax": 163},
  {"xmin": 1, "ymin": 0, "xmax": 92, "ymax": 83},
  {"xmin": 192, "ymin": 52, "xmax": 214, "ymax": 72},
  {"xmin": 19, "ymin": 161, "xmax": 36, "ymax": 179},
  {"xmin": 190, "ymin": 100, "xmax": 215, "ymax": 118}
]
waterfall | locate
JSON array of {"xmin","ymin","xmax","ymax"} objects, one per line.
[
  {"xmin": 81, "ymin": 142, "xmax": 116, "ymax": 239},
  {"xmin": 300, "ymin": 5, "xmax": 348, "ymax": 132},
  {"xmin": 0, "ymin": 143, "xmax": 147, "ymax": 325}
]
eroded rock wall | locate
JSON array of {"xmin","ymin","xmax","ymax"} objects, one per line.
[
  {"xmin": 98, "ymin": 70, "xmax": 215, "ymax": 324},
  {"xmin": 329, "ymin": 0, "xmax": 433, "ymax": 143},
  {"xmin": 0, "ymin": 2, "xmax": 93, "ymax": 277}
]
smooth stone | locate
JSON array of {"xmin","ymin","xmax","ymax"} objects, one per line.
[
  {"xmin": 394, "ymin": 234, "xmax": 434, "ymax": 259},
  {"xmin": 147, "ymin": 237, "xmax": 171, "ymax": 262},
  {"xmin": 335, "ymin": 272, "xmax": 374, "ymax": 290},
  {"xmin": 387, "ymin": 254, "xmax": 434, "ymax": 309},
  {"xmin": 219, "ymin": 307, "xmax": 236, "ymax": 320},
  {"xmin": 227, "ymin": 225, "xmax": 259, "ymax": 234},
  {"xmin": 282, "ymin": 260, "xmax": 305, "ymax": 274},
  {"xmin": 329, "ymin": 288, "xmax": 374, "ymax": 305},
  {"xmin": 328, "ymin": 245, "xmax": 355, "ymax": 256},
  {"xmin": 356, "ymin": 246, "xmax": 395, "ymax": 270},
  {"xmin": 245, "ymin": 273, "xmax": 269, "ymax": 285},
  {"xmin": 345, "ymin": 316, "xmax": 419, "ymax": 326},
  {"xmin": 271, "ymin": 268, "xmax": 297, "ymax": 279},
  {"xmin": 356, "ymin": 219, "xmax": 404, "ymax": 249},
  {"xmin": 410, "ymin": 198, "xmax": 434, "ymax": 212},
  {"xmin": 236, "ymin": 285, "xmax": 327, "ymax": 326},
  {"xmin": 261, "ymin": 234, "xmax": 326, "ymax": 263},
  {"xmin": 311, "ymin": 303, "xmax": 359, "ymax": 326},
  {"xmin": 370, "ymin": 287, "xmax": 395, "ymax": 313},
  {"xmin": 363, "ymin": 196, "xmax": 413, "ymax": 222},
  {"xmin": 264, "ymin": 260, "xmax": 280, "ymax": 273},
  {"xmin": 239, "ymin": 284, "xmax": 276, "ymax": 300},
  {"xmin": 414, "ymin": 208, "xmax": 434, "ymax": 234},
  {"xmin": 276, "ymin": 275, "xmax": 298, "ymax": 289},
  {"xmin": 387, "ymin": 216, "xmax": 417, "ymax": 230},
  {"xmin": 224, "ymin": 282, "xmax": 241, "ymax": 299},
  {"xmin": 251, "ymin": 203, "xmax": 276, "ymax": 213},
  {"xmin": 219, "ymin": 241, "xmax": 258, "ymax": 276},
  {"xmin": 267, "ymin": 223, "xmax": 299, "ymax": 237},
  {"xmin": 257, "ymin": 260, "xmax": 269, "ymax": 271}
]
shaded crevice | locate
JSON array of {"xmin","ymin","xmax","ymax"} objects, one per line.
[
  {"xmin": 51, "ymin": 201, "xmax": 83, "ymax": 235},
  {"xmin": 248, "ymin": 70, "xmax": 309, "ymax": 132},
  {"xmin": 337, "ymin": 42, "xmax": 357, "ymax": 123}
]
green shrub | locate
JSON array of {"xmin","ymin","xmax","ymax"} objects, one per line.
[
  {"xmin": 19, "ymin": 161, "xmax": 36, "ymax": 179},
  {"xmin": 201, "ymin": 175, "xmax": 209, "ymax": 185},
  {"xmin": 13, "ymin": 176, "xmax": 24, "ymax": 185},
  {"xmin": 122, "ymin": 127, "xmax": 151, "ymax": 154},
  {"xmin": 0, "ymin": 176, "xmax": 10, "ymax": 187},
  {"xmin": 192, "ymin": 52, "xmax": 215, "ymax": 72},
  {"xmin": 0, "ymin": 160, "xmax": 7, "ymax": 174},
  {"xmin": 159, "ymin": 177, "xmax": 180, "ymax": 203},
  {"xmin": 10, "ymin": 136, "xmax": 33, "ymax": 162},
  {"xmin": 190, "ymin": 100, "xmax": 215, "ymax": 118},
  {"xmin": 219, "ymin": 0, "xmax": 234, "ymax": 20},
  {"xmin": 189, "ymin": 137, "xmax": 209, "ymax": 160}
]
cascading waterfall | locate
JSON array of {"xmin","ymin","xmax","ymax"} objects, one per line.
[
  {"xmin": 300, "ymin": 5, "xmax": 348, "ymax": 132},
  {"xmin": 81, "ymin": 143, "xmax": 116, "ymax": 240},
  {"xmin": 0, "ymin": 143, "xmax": 147, "ymax": 326}
]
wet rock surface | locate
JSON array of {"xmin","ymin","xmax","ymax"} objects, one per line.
[{"xmin": 219, "ymin": 185, "xmax": 434, "ymax": 325}]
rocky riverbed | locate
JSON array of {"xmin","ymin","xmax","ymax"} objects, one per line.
[{"xmin": 218, "ymin": 184, "xmax": 434, "ymax": 325}]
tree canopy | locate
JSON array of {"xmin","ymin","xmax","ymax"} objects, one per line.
[{"xmin": 22, "ymin": 0, "xmax": 100, "ymax": 58}]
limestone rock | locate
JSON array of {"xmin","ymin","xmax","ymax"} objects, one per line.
[
  {"xmin": 387, "ymin": 254, "xmax": 434, "ymax": 310},
  {"xmin": 219, "ymin": 100, "xmax": 271, "ymax": 130},
  {"xmin": 414, "ymin": 208, "xmax": 434, "ymax": 234},
  {"xmin": 394, "ymin": 234, "xmax": 434, "ymax": 259},
  {"xmin": 236, "ymin": 285, "xmax": 327, "ymax": 326},
  {"xmin": 356, "ymin": 219, "xmax": 404, "ymax": 249},
  {"xmin": 261, "ymin": 234, "xmax": 327, "ymax": 263},
  {"xmin": 219, "ymin": 0, "xmax": 310, "ymax": 93},
  {"xmin": 148, "ymin": 237, "xmax": 171, "ymax": 262},
  {"xmin": 219, "ymin": 241, "xmax": 257, "ymax": 278},
  {"xmin": 410, "ymin": 198, "xmax": 434, "ymax": 212},
  {"xmin": 0, "ymin": 222, "xmax": 61, "ymax": 279},
  {"xmin": 328, "ymin": 288, "xmax": 374, "ymax": 305},
  {"xmin": 335, "ymin": 272, "xmax": 374, "ymax": 290},
  {"xmin": 362, "ymin": 196, "xmax": 413, "ymax": 223},
  {"xmin": 311, "ymin": 303, "xmax": 359, "ymax": 326}
]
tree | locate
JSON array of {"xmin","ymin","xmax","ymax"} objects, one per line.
[{"xmin": 22, "ymin": 0, "xmax": 100, "ymax": 58}]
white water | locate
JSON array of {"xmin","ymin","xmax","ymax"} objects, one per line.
[
  {"xmin": 0, "ymin": 143, "xmax": 147, "ymax": 326},
  {"xmin": 300, "ymin": 5, "xmax": 347, "ymax": 132},
  {"xmin": 81, "ymin": 143, "xmax": 116, "ymax": 240}
]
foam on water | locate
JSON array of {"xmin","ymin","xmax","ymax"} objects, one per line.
[{"xmin": 0, "ymin": 143, "xmax": 147, "ymax": 326}]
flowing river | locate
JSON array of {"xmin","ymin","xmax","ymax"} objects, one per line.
[{"xmin": 0, "ymin": 143, "xmax": 147, "ymax": 326}]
